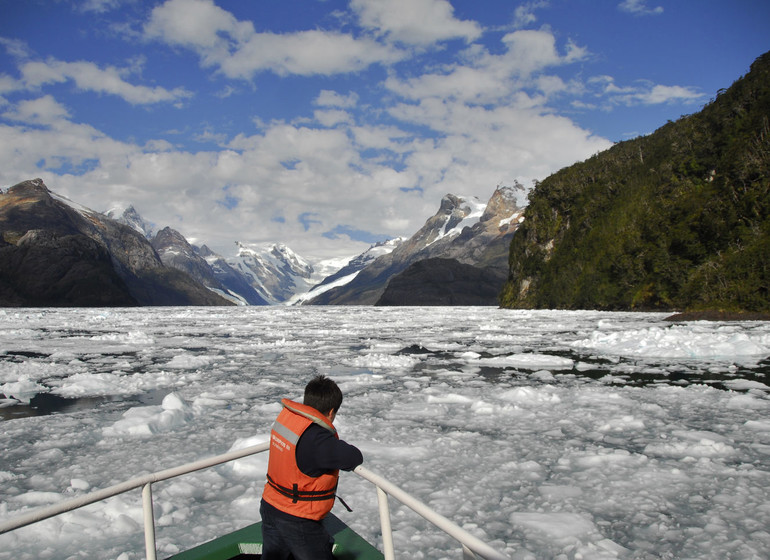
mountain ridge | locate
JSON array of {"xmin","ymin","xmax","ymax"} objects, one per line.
[
  {"xmin": 306, "ymin": 184, "xmax": 525, "ymax": 305},
  {"xmin": 0, "ymin": 179, "xmax": 232, "ymax": 307}
]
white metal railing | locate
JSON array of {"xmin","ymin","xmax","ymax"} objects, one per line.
[
  {"xmin": 353, "ymin": 465, "xmax": 509, "ymax": 560},
  {"xmin": 0, "ymin": 442, "xmax": 509, "ymax": 560}
]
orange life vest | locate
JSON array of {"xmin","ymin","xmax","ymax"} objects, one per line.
[{"xmin": 262, "ymin": 399, "xmax": 339, "ymax": 520}]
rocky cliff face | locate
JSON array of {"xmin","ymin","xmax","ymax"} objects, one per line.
[
  {"xmin": 0, "ymin": 228, "xmax": 137, "ymax": 306},
  {"xmin": 307, "ymin": 185, "xmax": 525, "ymax": 305},
  {"xmin": 0, "ymin": 179, "xmax": 232, "ymax": 307},
  {"xmin": 152, "ymin": 227, "xmax": 225, "ymax": 291}
]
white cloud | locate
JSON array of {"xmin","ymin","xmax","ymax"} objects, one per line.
[
  {"xmin": 78, "ymin": 0, "xmax": 123, "ymax": 13},
  {"xmin": 513, "ymin": 1, "xmax": 550, "ymax": 29},
  {"xmin": 385, "ymin": 65, "xmax": 510, "ymax": 105},
  {"xmin": 387, "ymin": 97, "xmax": 610, "ymax": 190},
  {"xmin": 221, "ymin": 31, "xmax": 403, "ymax": 78},
  {"xmin": 0, "ymin": 74, "xmax": 17, "ymax": 96},
  {"xmin": 497, "ymin": 30, "xmax": 587, "ymax": 76},
  {"xmin": 618, "ymin": 0, "xmax": 663, "ymax": 16},
  {"xmin": 640, "ymin": 84, "xmax": 703, "ymax": 104},
  {"xmin": 3, "ymin": 0, "xmax": 710, "ymax": 263},
  {"xmin": 144, "ymin": 0, "xmax": 405, "ymax": 79},
  {"xmin": 17, "ymin": 59, "xmax": 192, "ymax": 105},
  {"xmin": 315, "ymin": 90, "xmax": 359, "ymax": 109},
  {"xmin": 1, "ymin": 9, "xmax": 611, "ymax": 260},
  {"xmin": 0, "ymin": 81, "xmax": 610, "ymax": 261},
  {"xmin": 144, "ymin": 0, "xmax": 250, "ymax": 50},
  {"xmin": 0, "ymin": 98, "xmax": 136, "ymax": 192},
  {"xmin": 1, "ymin": 32, "xmax": 189, "ymax": 106},
  {"xmin": 588, "ymin": 76, "xmax": 703, "ymax": 107},
  {"xmin": 350, "ymin": 124, "xmax": 413, "ymax": 152},
  {"xmin": 313, "ymin": 109, "xmax": 354, "ymax": 128},
  {"xmin": 385, "ymin": 29, "xmax": 588, "ymax": 104},
  {"xmin": 0, "ymin": 37, "xmax": 32, "ymax": 60},
  {"xmin": 350, "ymin": 0, "xmax": 482, "ymax": 45},
  {"xmin": 3, "ymin": 95, "xmax": 71, "ymax": 125}
]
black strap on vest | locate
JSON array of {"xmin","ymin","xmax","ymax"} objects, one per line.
[
  {"xmin": 266, "ymin": 475, "xmax": 338, "ymax": 503},
  {"xmin": 336, "ymin": 494, "xmax": 353, "ymax": 512}
]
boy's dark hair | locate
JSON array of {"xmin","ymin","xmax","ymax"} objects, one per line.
[{"xmin": 303, "ymin": 375, "xmax": 343, "ymax": 415}]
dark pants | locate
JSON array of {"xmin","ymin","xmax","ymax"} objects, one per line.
[{"xmin": 260, "ymin": 499, "xmax": 334, "ymax": 560}]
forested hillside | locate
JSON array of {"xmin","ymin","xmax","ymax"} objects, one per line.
[{"xmin": 500, "ymin": 51, "xmax": 770, "ymax": 312}]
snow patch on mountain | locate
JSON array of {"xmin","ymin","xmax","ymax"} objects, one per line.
[
  {"xmin": 226, "ymin": 242, "xmax": 315, "ymax": 304},
  {"xmin": 105, "ymin": 205, "xmax": 155, "ymax": 238},
  {"xmin": 288, "ymin": 271, "xmax": 360, "ymax": 305},
  {"xmin": 427, "ymin": 195, "xmax": 487, "ymax": 247},
  {"xmin": 289, "ymin": 238, "xmax": 404, "ymax": 304}
]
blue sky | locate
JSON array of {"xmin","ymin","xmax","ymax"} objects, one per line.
[{"xmin": 1, "ymin": 0, "xmax": 768, "ymax": 261}]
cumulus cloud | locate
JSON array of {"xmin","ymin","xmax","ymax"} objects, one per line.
[
  {"xmin": 384, "ymin": 29, "xmax": 588, "ymax": 104},
  {"xmin": 639, "ymin": 84, "xmax": 703, "ymax": 104},
  {"xmin": 144, "ymin": 0, "xmax": 405, "ymax": 79},
  {"xmin": 219, "ymin": 31, "xmax": 403, "ymax": 78},
  {"xmin": 2, "ymin": 95, "xmax": 71, "ymax": 125},
  {"xmin": 315, "ymin": 90, "xmax": 359, "ymax": 109},
  {"xmin": 0, "ymin": 7, "xmax": 611, "ymax": 258},
  {"xmin": 350, "ymin": 0, "xmax": 482, "ymax": 45},
  {"xmin": 0, "ymin": 37, "xmax": 191, "ymax": 105},
  {"xmin": 17, "ymin": 59, "xmax": 192, "ymax": 105}
]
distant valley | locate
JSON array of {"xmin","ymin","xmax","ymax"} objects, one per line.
[{"xmin": 0, "ymin": 179, "xmax": 523, "ymax": 307}]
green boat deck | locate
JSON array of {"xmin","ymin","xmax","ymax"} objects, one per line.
[{"xmin": 165, "ymin": 513, "xmax": 384, "ymax": 560}]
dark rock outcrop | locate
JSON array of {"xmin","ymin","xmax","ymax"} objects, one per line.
[
  {"xmin": 376, "ymin": 258, "xmax": 506, "ymax": 306},
  {"xmin": 0, "ymin": 229, "xmax": 137, "ymax": 306}
]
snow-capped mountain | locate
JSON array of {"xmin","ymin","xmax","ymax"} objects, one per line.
[
  {"xmin": 2, "ymin": 178, "xmax": 525, "ymax": 307},
  {"xmin": 103, "ymin": 204, "xmax": 340, "ymax": 304},
  {"xmin": 225, "ymin": 242, "xmax": 316, "ymax": 304},
  {"xmin": 288, "ymin": 238, "xmax": 404, "ymax": 305},
  {"xmin": 149, "ymin": 227, "xmax": 253, "ymax": 305},
  {"xmin": 196, "ymin": 245, "xmax": 268, "ymax": 305},
  {"xmin": 105, "ymin": 205, "xmax": 155, "ymax": 239},
  {"xmin": 306, "ymin": 184, "xmax": 526, "ymax": 305},
  {"xmin": 103, "ymin": 206, "xmax": 315, "ymax": 305}
]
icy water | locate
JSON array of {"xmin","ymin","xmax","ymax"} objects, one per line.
[{"xmin": 1, "ymin": 307, "xmax": 769, "ymax": 560}]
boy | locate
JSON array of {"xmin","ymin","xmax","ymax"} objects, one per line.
[{"xmin": 260, "ymin": 375, "xmax": 363, "ymax": 560}]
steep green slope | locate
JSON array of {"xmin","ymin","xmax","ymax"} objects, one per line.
[{"xmin": 501, "ymin": 51, "xmax": 770, "ymax": 312}]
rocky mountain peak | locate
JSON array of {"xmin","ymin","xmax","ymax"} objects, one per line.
[
  {"xmin": 306, "ymin": 186, "xmax": 524, "ymax": 305},
  {"xmin": 438, "ymin": 193, "xmax": 470, "ymax": 213},
  {"xmin": 196, "ymin": 244, "xmax": 216, "ymax": 258},
  {"xmin": 6, "ymin": 178, "xmax": 49, "ymax": 197},
  {"xmin": 481, "ymin": 183, "xmax": 525, "ymax": 222},
  {"xmin": 106, "ymin": 205, "xmax": 155, "ymax": 238},
  {"xmin": 153, "ymin": 226, "xmax": 190, "ymax": 251}
]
